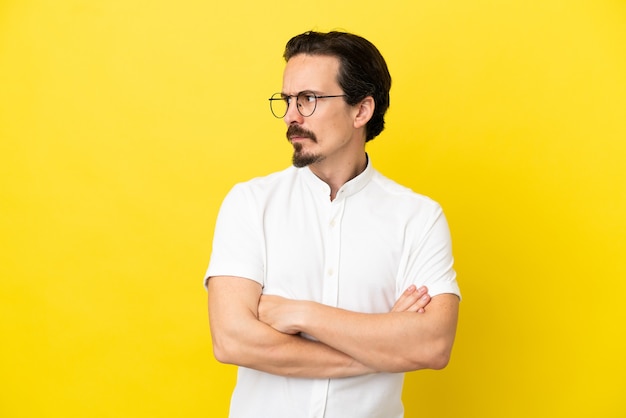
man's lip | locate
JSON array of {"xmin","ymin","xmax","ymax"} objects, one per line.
[{"xmin": 290, "ymin": 136, "xmax": 309, "ymax": 141}]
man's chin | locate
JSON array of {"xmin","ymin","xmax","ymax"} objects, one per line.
[{"xmin": 292, "ymin": 152, "xmax": 320, "ymax": 168}]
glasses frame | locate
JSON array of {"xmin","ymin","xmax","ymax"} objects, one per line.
[{"xmin": 269, "ymin": 91, "xmax": 347, "ymax": 118}]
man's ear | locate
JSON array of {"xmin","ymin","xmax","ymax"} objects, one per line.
[{"xmin": 353, "ymin": 96, "xmax": 375, "ymax": 129}]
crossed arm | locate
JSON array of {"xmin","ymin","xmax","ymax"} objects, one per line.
[{"xmin": 207, "ymin": 275, "xmax": 458, "ymax": 378}]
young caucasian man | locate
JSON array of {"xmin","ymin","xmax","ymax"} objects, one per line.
[{"xmin": 205, "ymin": 30, "xmax": 461, "ymax": 418}]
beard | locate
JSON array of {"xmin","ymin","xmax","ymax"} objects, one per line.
[
  {"xmin": 291, "ymin": 142, "xmax": 322, "ymax": 167},
  {"xmin": 287, "ymin": 125, "xmax": 322, "ymax": 168}
]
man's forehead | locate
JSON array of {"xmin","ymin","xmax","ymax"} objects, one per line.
[{"xmin": 282, "ymin": 54, "xmax": 340, "ymax": 92}]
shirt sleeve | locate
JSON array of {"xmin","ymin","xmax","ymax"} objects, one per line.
[
  {"xmin": 399, "ymin": 203, "xmax": 461, "ymax": 300},
  {"xmin": 204, "ymin": 183, "xmax": 265, "ymax": 288}
]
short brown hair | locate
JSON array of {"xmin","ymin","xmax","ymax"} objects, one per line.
[{"xmin": 284, "ymin": 31, "xmax": 392, "ymax": 142}]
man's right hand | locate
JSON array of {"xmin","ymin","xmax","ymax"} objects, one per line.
[{"xmin": 391, "ymin": 285, "xmax": 431, "ymax": 313}]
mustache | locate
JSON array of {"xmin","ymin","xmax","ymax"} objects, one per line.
[{"xmin": 286, "ymin": 125, "xmax": 317, "ymax": 143}]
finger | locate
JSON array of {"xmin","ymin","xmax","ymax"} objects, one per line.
[
  {"xmin": 397, "ymin": 289, "xmax": 431, "ymax": 313},
  {"xmin": 391, "ymin": 285, "xmax": 428, "ymax": 312},
  {"xmin": 411, "ymin": 293, "xmax": 431, "ymax": 314},
  {"xmin": 391, "ymin": 285, "xmax": 417, "ymax": 312}
]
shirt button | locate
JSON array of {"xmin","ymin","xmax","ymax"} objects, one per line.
[{"xmin": 327, "ymin": 269, "xmax": 334, "ymax": 276}]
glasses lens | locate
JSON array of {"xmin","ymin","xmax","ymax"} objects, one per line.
[
  {"xmin": 297, "ymin": 92, "xmax": 317, "ymax": 117},
  {"xmin": 270, "ymin": 93, "xmax": 287, "ymax": 118}
]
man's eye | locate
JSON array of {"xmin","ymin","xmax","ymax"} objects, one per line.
[{"xmin": 302, "ymin": 94, "xmax": 316, "ymax": 103}]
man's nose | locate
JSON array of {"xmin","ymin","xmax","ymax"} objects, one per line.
[{"xmin": 284, "ymin": 100, "xmax": 304, "ymax": 125}]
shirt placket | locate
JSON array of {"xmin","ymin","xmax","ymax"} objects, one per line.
[{"xmin": 308, "ymin": 194, "xmax": 346, "ymax": 418}]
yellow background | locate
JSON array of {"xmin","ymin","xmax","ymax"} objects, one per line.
[{"xmin": 1, "ymin": 0, "xmax": 625, "ymax": 417}]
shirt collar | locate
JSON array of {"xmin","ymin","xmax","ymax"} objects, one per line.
[{"xmin": 300, "ymin": 154, "xmax": 374, "ymax": 200}]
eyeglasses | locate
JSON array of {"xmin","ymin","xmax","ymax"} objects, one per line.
[{"xmin": 269, "ymin": 91, "xmax": 347, "ymax": 118}]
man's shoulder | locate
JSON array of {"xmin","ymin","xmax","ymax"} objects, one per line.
[
  {"xmin": 369, "ymin": 169, "xmax": 440, "ymax": 209},
  {"xmin": 225, "ymin": 166, "xmax": 301, "ymax": 203}
]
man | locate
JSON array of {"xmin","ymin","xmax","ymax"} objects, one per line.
[{"xmin": 205, "ymin": 31, "xmax": 461, "ymax": 418}]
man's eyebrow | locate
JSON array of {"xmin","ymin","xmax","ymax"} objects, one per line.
[{"xmin": 280, "ymin": 90, "xmax": 320, "ymax": 96}]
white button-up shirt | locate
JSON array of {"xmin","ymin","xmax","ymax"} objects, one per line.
[{"xmin": 206, "ymin": 158, "xmax": 460, "ymax": 418}]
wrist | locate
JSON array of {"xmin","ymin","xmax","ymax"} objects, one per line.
[{"xmin": 293, "ymin": 300, "xmax": 316, "ymax": 334}]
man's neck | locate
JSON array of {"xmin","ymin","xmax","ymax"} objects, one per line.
[{"xmin": 309, "ymin": 152, "xmax": 368, "ymax": 201}]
